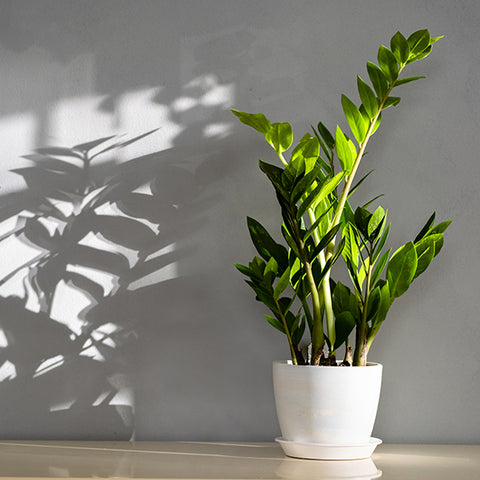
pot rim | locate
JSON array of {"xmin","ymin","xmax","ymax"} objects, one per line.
[{"xmin": 274, "ymin": 360, "xmax": 382, "ymax": 368}]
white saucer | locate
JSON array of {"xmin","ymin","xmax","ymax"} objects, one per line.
[{"xmin": 275, "ymin": 437, "xmax": 382, "ymax": 460}]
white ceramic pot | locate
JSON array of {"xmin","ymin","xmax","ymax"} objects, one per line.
[{"xmin": 273, "ymin": 361, "xmax": 382, "ymax": 446}]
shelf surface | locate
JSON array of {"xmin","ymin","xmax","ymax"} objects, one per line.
[{"xmin": 0, "ymin": 441, "xmax": 479, "ymax": 479}]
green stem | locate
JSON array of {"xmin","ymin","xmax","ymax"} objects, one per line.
[
  {"xmin": 274, "ymin": 298, "xmax": 298, "ymax": 365},
  {"xmin": 353, "ymin": 252, "xmax": 373, "ymax": 366},
  {"xmin": 307, "ymin": 209, "xmax": 335, "ymax": 351},
  {"xmin": 328, "ymin": 77, "xmax": 402, "ymax": 255}
]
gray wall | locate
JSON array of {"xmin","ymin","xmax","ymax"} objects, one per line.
[{"xmin": 0, "ymin": 0, "xmax": 479, "ymax": 443}]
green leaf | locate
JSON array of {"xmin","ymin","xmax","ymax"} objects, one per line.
[
  {"xmin": 264, "ymin": 257, "xmax": 279, "ymax": 278},
  {"xmin": 259, "ymin": 160, "xmax": 287, "ymax": 198},
  {"xmin": 247, "ymin": 217, "xmax": 288, "ymax": 268},
  {"xmin": 357, "ymin": 76, "xmax": 379, "ymax": 119},
  {"xmin": 274, "ymin": 267, "xmax": 291, "ymax": 299},
  {"xmin": 371, "ymin": 248, "xmax": 391, "ymax": 287},
  {"xmin": 370, "ymin": 281, "xmax": 391, "ymax": 328},
  {"xmin": 266, "ymin": 122, "xmax": 293, "ymax": 154},
  {"xmin": 377, "ymin": 45, "xmax": 399, "ymax": 82},
  {"xmin": 367, "ymin": 206, "xmax": 386, "ymax": 239},
  {"xmin": 414, "ymin": 212, "xmax": 436, "ymax": 243},
  {"xmin": 332, "ymin": 281, "xmax": 361, "ymax": 325},
  {"xmin": 235, "ymin": 263, "xmax": 256, "ymax": 279},
  {"xmin": 390, "ymin": 31, "xmax": 410, "ymax": 65},
  {"xmin": 297, "ymin": 172, "xmax": 343, "ymax": 220},
  {"xmin": 265, "ymin": 315, "xmax": 285, "ymax": 334},
  {"xmin": 427, "ymin": 220, "xmax": 451, "ymax": 237},
  {"xmin": 408, "ymin": 45, "xmax": 432, "ymax": 63},
  {"xmin": 282, "ymin": 154, "xmax": 305, "ymax": 191},
  {"xmin": 282, "ymin": 225, "xmax": 301, "ymax": 258},
  {"xmin": 366, "ymin": 285, "xmax": 381, "ymax": 322},
  {"xmin": 395, "ymin": 76, "xmax": 425, "ymax": 86},
  {"xmin": 430, "ymin": 35, "xmax": 444, "ymax": 45},
  {"xmin": 333, "ymin": 312, "xmax": 356, "ymax": 350},
  {"xmin": 292, "ymin": 316, "xmax": 306, "ymax": 346},
  {"xmin": 341, "ymin": 94, "xmax": 367, "ymax": 144},
  {"xmin": 231, "ymin": 109, "xmax": 271, "ymax": 134},
  {"xmin": 349, "ymin": 169, "xmax": 374, "ymax": 199},
  {"xmin": 310, "ymin": 224, "xmax": 341, "ymax": 260},
  {"xmin": 407, "ymin": 29, "xmax": 431, "ymax": 56},
  {"xmin": 304, "ymin": 202, "xmax": 335, "ymax": 241},
  {"xmin": 291, "ymin": 164, "xmax": 322, "ymax": 204},
  {"xmin": 373, "ymin": 224, "xmax": 390, "ymax": 262},
  {"xmin": 383, "ymin": 96, "xmax": 401, "ymax": 109},
  {"xmin": 354, "ymin": 206, "xmax": 372, "ymax": 238},
  {"xmin": 413, "ymin": 235, "xmax": 438, "ymax": 280},
  {"xmin": 367, "ymin": 61, "xmax": 388, "ymax": 97},
  {"xmin": 342, "ymin": 223, "xmax": 360, "ymax": 271},
  {"xmin": 386, "ymin": 242, "xmax": 418, "ymax": 299},
  {"xmin": 291, "ymin": 134, "xmax": 320, "ymax": 173},
  {"xmin": 335, "ymin": 126, "xmax": 355, "ymax": 173},
  {"xmin": 317, "ymin": 122, "xmax": 335, "ymax": 149}
]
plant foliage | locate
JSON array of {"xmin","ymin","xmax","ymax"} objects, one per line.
[{"xmin": 233, "ymin": 29, "xmax": 449, "ymax": 366}]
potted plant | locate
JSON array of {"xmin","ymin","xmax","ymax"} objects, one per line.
[{"xmin": 233, "ymin": 29, "xmax": 450, "ymax": 460}]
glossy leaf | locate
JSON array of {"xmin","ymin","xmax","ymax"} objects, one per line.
[
  {"xmin": 291, "ymin": 134, "xmax": 320, "ymax": 173},
  {"xmin": 386, "ymin": 242, "xmax": 418, "ymax": 299},
  {"xmin": 282, "ymin": 154, "xmax": 305, "ymax": 191},
  {"xmin": 333, "ymin": 312, "xmax": 356, "ymax": 350},
  {"xmin": 274, "ymin": 267, "xmax": 291, "ymax": 299},
  {"xmin": 367, "ymin": 62, "xmax": 388, "ymax": 97},
  {"xmin": 395, "ymin": 76, "xmax": 425, "ymax": 86},
  {"xmin": 370, "ymin": 281, "xmax": 391, "ymax": 328},
  {"xmin": 407, "ymin": 29, "xmax": 430, "ymax": 56},
  {"xmin": 297, "ymin": 171, "xmax": 343, "ymax": 220},
  {"xmin": 341, "ymin": 94, "xmax": 367, "ymax": 144},
  {"xmin": 266, "ymin": 122, "xmax": 293, "ymax": 154},
  {"xmin": 371, "ymin": 248, "xmax": 391, "ymax": 287},
  {"xmin": 357, "ymin": 76, "xmax": 378, "ymax": 119},
  {"xmin": 354, "ymin": 206, "xmax": 372, "ymax": 239},
  {"xmin": 413, "ymin": 235, "xmax": 438, "ymax": 279},
  {"xmin": 317, "ymin": 122, "xmax": 335, "ymax": 149},
  {"xmin": 259, "ymin": 160, "xmax": 287, "ymax": 198},
  {"xmin": 291, "ymin": 164, "xmax": 322, "ymax": 204},
  {"xmin": 383, "ymin": 96, "xmax": 401, "ymax": 109},
  {"xmin": 310, "ymin": 224, "xmax": 341, "ymax": 260},
  {"xmin": 231, "ymin": 109, "xmax": 271, "ymax": 134},
  {"xmin": 367, "ymin": 206, "xmax": 386, "ymax": 239},
  {"xmin": 342, "ymin": 223, "xmax": 360, "ymax": 271},
  {"xmin": 373, "ymin": 224, "xmax": 390, "ymax": 262},
  {"xmin": 378, "ymin": 45, "xmax": 399, "ymax": 82},
  {"xmin": 335, "ymin": 126, "xmax": 355, "ymax": 173},
  {"xmin": 414, "ymin": 212, "xmax": 436, "ymax": 243},
  {"xmin": 247, "ymin": 217, "xmax": 288, "ymax": 269},
  {"xmin": 390, "ymin": 31, "xmax": 410, "ymax": 65},
  {"xmin": 366, "ymin": 285, "xmax": 381, "ymax": 322}
]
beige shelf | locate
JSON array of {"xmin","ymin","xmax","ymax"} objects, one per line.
[{"xmin": 0, "ymin": 441, "xmax": 478, "ymax": 479}]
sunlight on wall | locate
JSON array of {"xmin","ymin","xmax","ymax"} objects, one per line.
[
  {"xmin": 0, "ymin": 360, "xmax": 17, "ymax": 382},
  {"xmin": 0, "ymin": 113, "xmax": 37, "ymax": 194},
  {"xmin": 0, "ymin": 63, "xmax": 236, "ymax": 438}
]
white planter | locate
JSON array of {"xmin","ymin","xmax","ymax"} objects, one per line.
[{"xmin": 273, "ymin": 360, "xmax": 382, "ymax": 454}]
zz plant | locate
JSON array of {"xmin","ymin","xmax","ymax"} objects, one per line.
[{"xmin": 233, "ymin": 29, "xmax": 450, "ymax": 367}]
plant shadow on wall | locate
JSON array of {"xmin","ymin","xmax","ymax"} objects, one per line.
[{"xmin": 0, "ymin": 132, "xmax": 217, "ymax": 439}]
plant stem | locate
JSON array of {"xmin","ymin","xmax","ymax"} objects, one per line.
[
  {"xmin": 274, "ymin": 298, "xmax": 298, "ymax": 365},
  {"xmin": 307, "ymin": 210, "xmax": 335, "ymax": 353},
  {"xmin": 354, "ymin": 251, "xmax": 373, "ymax": 366}
]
